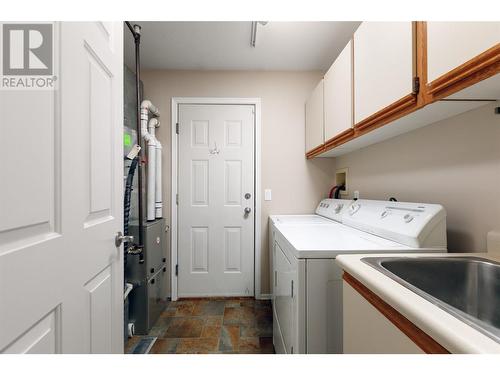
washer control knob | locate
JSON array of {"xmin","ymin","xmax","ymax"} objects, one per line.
[
  {"xmin": 334, "ymin": 204, "xmax": 343, "ymax": 214},
  {"xmin": 349, "ymin": 204, "xmax": 360, "ymax": 215},
  {"xmin": 404, "ymin": 214, "xmax": 414, "ymax": 223}
]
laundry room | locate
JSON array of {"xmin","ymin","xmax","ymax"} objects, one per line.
[
  {"xmin": 1, "ymin": 1, "xmax": 500, "ymax": 373},
  {"xmin": 119, "ymin": 20, "xmax": 500, "ymax": 355}
]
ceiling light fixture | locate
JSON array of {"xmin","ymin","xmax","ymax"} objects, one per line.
[{"xmin": 250, "ymin": 21, "xmax": 268, "ymax": 48}]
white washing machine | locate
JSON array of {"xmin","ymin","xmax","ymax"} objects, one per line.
[{"xmin": 269, "ymin": 199, "xmax": 447, "ymax": 354}]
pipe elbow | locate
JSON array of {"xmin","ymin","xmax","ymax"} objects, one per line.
[
  {"xmin": 140, "ymin": 99, "xmax": 152, "ymax": 110},
  {"xmin": 140, "ymin": 100, "xmax": 160, "ymax": 116},
  {"xmin": 148, "ymin": 118, "xmax": 159, "ymax": 128},
  {"xmin": 151, "ymin": 107, "xmax": 160, "ymax": 116},
  {"xmin": 142, "ymin": 132, "xmax": 155, "ymax": 144}
]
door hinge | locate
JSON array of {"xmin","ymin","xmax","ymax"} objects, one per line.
[
  {"xmin": 175, "ymin": 264, "xmax": 179, "ymax": 276},
  {"xmin": 412, "ymin": 77, "xmax": 420, "ymax": 95},
  {"xmin": 291, "ymin": 280, "xmax": 294, "ymax": 298},
  {"xmin": 176, "ymin": 193, "xmax": 178, "ymax": 205},
  {"xmin": 176, "ymin": 123, "xmax": 179, "ymax": 134}
]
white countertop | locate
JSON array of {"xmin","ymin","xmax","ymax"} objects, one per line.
[{"xmin": 336, "ymin": 252, "xmax": 500, "ymax": 353}]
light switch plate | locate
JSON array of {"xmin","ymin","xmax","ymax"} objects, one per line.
[{"xmin": 264, "ymin": 189, "xmax": 272, "ymax": 201}]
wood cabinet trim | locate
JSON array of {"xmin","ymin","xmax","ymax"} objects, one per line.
[
  {"xmin": 427, "ymin": 43, "xmax": 500, "ymax": 99},
  {"xmin": 343, "ymin": 272, "xmax": 450, "ymax": 354},
  {"xmin": 319, "ymin": 94, "xmax": 418, "ymax": 155},
  {"xmin": 354, "ymin": 93, "xmax": 418, "ymax": 132},
  {"xmin": 415, "ymin": 21, "xmax": 430, "ymax": 105},
  {"xmin": 308, "ymin": 22, "xmax": 499, "ymax": 159},
  {"xmin": 324, "ymin": 128, "xmax": 355, "ymax": 149},
  {"xmin": 305, "ymin": 143, "xmax": 326, "ymax": 159}
]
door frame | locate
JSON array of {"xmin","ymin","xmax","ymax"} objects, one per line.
[{"xmin": 171, "ymin": 97, "xmax": 262, "ymax": 301}]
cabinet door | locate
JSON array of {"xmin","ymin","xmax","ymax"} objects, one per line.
[
  {"xmin": 305, "ymin": 79, "xmax": 324, "ymax": 152},
  {"xmin": 354, "ymin": 22, "xmax": 415, "ymax": 124},
  {"xmin": 343, "ymin": 281, "xmax": 424, "ymax": 354},
  {"xmin": 427, "ymin": 22, "xmax": 500, "ymax": 84},
  {"xmin": 324, "ymin": 40, "xmax": 353, "ymax": 141}
]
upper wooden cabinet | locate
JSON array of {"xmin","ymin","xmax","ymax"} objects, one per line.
[
  {"xmin": 305, "ymin": 79, "xmax": 324, "ymax": 154},
  {"xmin": 324, "ymin": 40, "xmax": 353, "ymax": 143},
  {"xmin": 353, "ymin": 22, "xmax": 416, "ymax": 125},
  {"xmin": 426, "ymin": 22, "xmax": 500, "ymax": 99},
  {"xmin": 305, "ymin": 21, "xmax": 499, "ymax": 159}
]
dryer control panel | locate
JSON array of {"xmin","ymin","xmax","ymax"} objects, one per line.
[
  {"xmin": 315, "ymin": 199, "xmax": 352, "ymax": 222},
  {"xmin": 342, "ymin": 200, "xmax": 447, "ymax": 249}
]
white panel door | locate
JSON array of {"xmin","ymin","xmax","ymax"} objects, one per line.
[
  {"xmin": 0, "ymin": 22, "xmax": 123, "ymax": 353},
  {"xmin": 178, "ymin": 104, "xmax": 255, "ymax": 297},
  {"xmin": 354, "ymin": 22, "xmax": 414, "ymax": 123},
  {"xmin": 324, "ymin": 39, "xmax": 353, "ymax": 141},
  {"xmin": 427, "ymin": 22, "xmax": 500, "ymax": 83}
]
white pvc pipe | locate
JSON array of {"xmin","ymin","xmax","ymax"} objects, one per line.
[
  {"xmin": 148, "ymin": 117, "xmax": 163, "ymax": 219},
  {"xmin": 140, "ymin": 100, "xmax": 159, "ymax": 117},
  {"xmin": 146, "ymin": 140, "xmax": 156, "ymax": 221},
  {"xmin": 140, "ymin": 100, "xmax": 160, "ymax": 221},
  {"xmin": 124, "ymin": 283, "xmax": 134, "ymax": 300},
  {"xmin": 155, "ymin": 140, "xmax": 162, "ymax": 218}
]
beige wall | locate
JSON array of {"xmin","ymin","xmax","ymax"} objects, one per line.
[
  {"xmin": 141, "ymin": 70, "xmax": 336, "ymax": 296},
  {"xmin": 334, "ymin": 103, "xmax": 500, "ymax": 252}
]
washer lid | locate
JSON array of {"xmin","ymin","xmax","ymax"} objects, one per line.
[
  {"xmin": 278, "ymin": 224, "xmax": 412, "ymax": 252},
  {"xmin": 271, "ymin": 214, "xmax": 337, "ymax": 226}
]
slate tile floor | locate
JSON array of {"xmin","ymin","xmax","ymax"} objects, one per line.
[{"xmin": 125, "ymin": 298, "xmax": 274, "ymax": 354}]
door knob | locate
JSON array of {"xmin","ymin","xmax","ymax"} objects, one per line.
[
  {"xmin": 115, "ymin": 232, "xmax": 134, "ymax": 247},
  {"xmin": 244, "ymin": 207, "xmax": 252, "ymax": 215}
]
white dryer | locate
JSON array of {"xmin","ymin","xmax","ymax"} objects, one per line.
[
  {"xmin": 268, "ymin": 199, "xmax": 351, "ymax": 311},
  {"xmin": 269, "ymin": 199, "xmax": 447, "ymax": 354}
]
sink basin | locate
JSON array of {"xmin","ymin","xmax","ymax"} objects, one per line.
[{"xmin": 362, "ymin": 256, "xmax": 500, "ymax": 343}]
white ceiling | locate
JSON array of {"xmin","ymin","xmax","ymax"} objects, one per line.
[{"xmin": 124, "ymin": 21, "xmax": 361, "ymax": 71}]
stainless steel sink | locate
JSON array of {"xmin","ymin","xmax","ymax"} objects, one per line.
[{"xmin": 362, "ymin": 256, "xmax": 500, "ymax": 343}]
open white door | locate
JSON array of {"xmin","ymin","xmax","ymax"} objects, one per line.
[{"xmin": 0, "ymin": 22, "xmax": 123, "ymax": 353}]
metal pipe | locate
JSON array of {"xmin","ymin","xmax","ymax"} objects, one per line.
[
  {"xmin": 125, "ymin": 21, "xmax": 136, "ymax": 37},
  {"xmin": 126, "ymin": 21, "xmax": 144, "ymax": 247}
]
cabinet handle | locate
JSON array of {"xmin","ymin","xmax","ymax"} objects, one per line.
[
  {"xmin": 274, "ymin": 271, "xmax": 277, "ymax": 287},
  {"xmin": 291, "ymin": 280, "xmax": 294, "ymax": 298}
]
